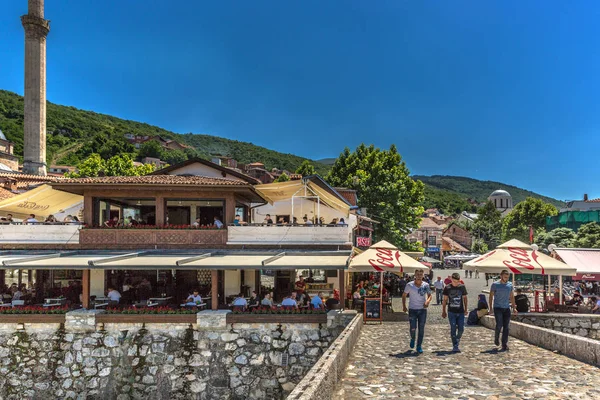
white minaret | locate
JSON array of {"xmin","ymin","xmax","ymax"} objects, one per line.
[{"xmin": 21, "ymin": 0, "xmax": 50, "ymax": 176}]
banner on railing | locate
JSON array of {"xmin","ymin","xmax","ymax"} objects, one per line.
[{"xmin": 356, "ymin": 236, "xmax": 371, "ymax": 247}]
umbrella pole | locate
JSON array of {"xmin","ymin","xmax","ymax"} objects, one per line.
[{"xmin": 559, "ymin": 275, "xmax": 563, "ymax": 304}]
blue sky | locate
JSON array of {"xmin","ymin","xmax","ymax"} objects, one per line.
[{"xmin": 1, "ymin": 1, "xmax": 599, "ymax": 201}]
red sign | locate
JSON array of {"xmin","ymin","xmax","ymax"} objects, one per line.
[
  {"xmin": 575, "ymin": 273, "xmax": 600, "ymax": 281},
  {"xmin": 356, "ymin": 236, "xmax": 371, "ymax": 247}
]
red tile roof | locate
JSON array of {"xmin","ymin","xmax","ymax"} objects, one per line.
[
  {"xmin": 52, "ymin": 175, "xmax": 250, "ymax": 186},
  {"xmin": 0, "ymin": 172, "xmax": 62, "ymax": 182},
  {"xmin": 442, "ymin": 237, "xmax": 469, "ymax": 252},
  {"xmin": 0, "ymin": 187, "xmax": 16, "ymax": 201},
  {"xmin": 419, "ymin": 217, "xmax": 444, "ymax": 229},
  {"xmin": 587, "ymin": 198, "xmax": 600, "ymax": 203},
  {"xmin": 334, "ymin": 188, "xmax": 358, "ymax": 206}
]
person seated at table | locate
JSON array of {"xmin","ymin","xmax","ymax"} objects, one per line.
[
  {"xmin": 303, "ymin": 216, "xmax": 313, "ymax": 225},
  {"xmin": 264, "ymin": 214, "xmax": 274, "ymax": 225},
  {"xmin": 291, "ymin": 217, "xmax": 299, "ymax": 225},
  {"xmin": 311, "ymin": 292, "xmax": 324, "ymax": 309},
  {"xmin": 107, "ymin": 286, "xmax": 122, "ymax": 304},
  {"xmin": 213, "ymin": 216, "xmax": 224, "ymax": 229},
  {"xmin": 353, "ymin": 288, "xmax": 361, "ymax": 300},
  {"xmin": 185, "ymin": 290, "xmax": 203, "ymax": 306},
  {"xmin": 12, "ymin": 287, "xmax": 24, "ymax": 301},
  {"xmin": 104, "ymin": 216, "xmax": 119, "ymax": 228},
  {"xmin": 25, "ymin": 214, "xmax": 38, "ymax": 224},
  {"xmin": 281, "ymin": 293, "xmax": 298, "ymax": 309},
  {"xmin": 359, "ymin": 285, "xmax": 366, "ymax": 297},
  {"xmin": 569, "ymin": 290, "xmax": 584, "ymax": 306},
  {"xmin": 248, "ymin": 291, "xmax": 260, "ymax": 307},
  {"xmin": 514, "ymin": 288, "xmax": 530, "ymax": 313},
  {"xmin": 2, "ymin": 214, "xmax": 14, "ymax": 224},
  {"xmin": 337, "ymin": 218, "xmax": 346, "ymax": 225},
  {"xmin": 318, "ymin": 216, "xmax": 325, "ymax": 226},
  {"xmin": 45, "ymin": 214, "xmax": 57, "ymax": 223},
  {"xmin": 63, "ymin": 215, "xmax": 73, "ymax": 223},
  {"xmin": 233, "ymin": 215, "xmax": 247, "ymax": 226},
  {"xmin": 125, "ymin": 216, "xmax": 138, "ymax": 227},
  {"xmin": 232, "ymin": 293, "xmax": 248, "ymax": 309},
  {"xmin": 261, "ymin": 293, "xmax": 273, "ymax": 307},
  {"xmin": 192, "ymin": 217, "xmax": 201, "ymax": 227},
  {"xmin": 277, "ymin": 217, "xmax": 288, "ymax": 225},
  {"xmin": 71, "ymin": 216, "xmax": 80, "ymax": 224}
]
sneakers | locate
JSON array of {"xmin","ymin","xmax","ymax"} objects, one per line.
[
  {"xmin": 416, "ymin": 346, "xmax": 423, "ymax": 354},
  {"xmin": 409, "ymin": 338, "xmax": 415, "ymax": 349}
]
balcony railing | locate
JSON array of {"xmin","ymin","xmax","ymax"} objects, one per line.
[
  {"xmin": 227, "ymin": 225, "xmax": 352, "ymax": 245},
  {"xmin": 79, "ymin": 228, "xmax": 227, "ymax": 249},
  {"xmin": 0, "ymin": 224, "xmax": 81, "ymax": 245}
]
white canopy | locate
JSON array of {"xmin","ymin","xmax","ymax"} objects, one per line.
[
  {"xmin": 464, "ymin": 239, "xmax": 576, "ymax": 276},
  {"xmin": 348, "ymin": 240, "xmax": 430, "ymax": 274}
]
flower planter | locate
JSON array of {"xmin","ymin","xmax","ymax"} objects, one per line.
[
  {"xmin": 226, "ymin": 314, "xmax": 327, "ymax": 324},
  {"xmin": 96, "ymin": 314, "xmax": 196, "ymax": 324},
  {"xmin": 0, "ymin": 314, "xmax": 66, "ymax": 323}
]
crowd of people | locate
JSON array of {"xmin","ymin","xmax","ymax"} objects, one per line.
[
  {"xmin": 0, "ymin": 213, "xmax": 81, "ymax": 225},
  {"xmin": 255, "ymin": 214, "xmax": 347, "ymax": 226}
]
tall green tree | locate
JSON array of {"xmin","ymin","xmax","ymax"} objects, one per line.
[
  {"xmin": 138, "ymin": 140, "xmax": 164, "ymax": 159},
  {"xmin": 502, "ymin": 197, "xmax": 558, "ymax": 243},
  {"xmin": 274, "ymin": 172, "xmax": 290, "ymax": 182},
  {"xmin": 537, "ymin": 227, "xmax": 577, "ymax": 248},
  {"xmin": 326, "ymin": 144, "xmax": 424, "ymax": 249},
  {"xmin": 295, "ymin": 160, "xmax": 316, "ymax": 177},
  {"xmin": 471, "ymin": 238, "xmax": 489, "ymax": 254},
  {"xmin": 67, "ymin": 154, "xmax": 155, "ymax": 177},
  {"xmin": 473, "ymin": 201, "xmax": 503, "ymax": 249},
  {"xmin": 575, "ymin": 222, "xmax": 600, "ymax": 248}
]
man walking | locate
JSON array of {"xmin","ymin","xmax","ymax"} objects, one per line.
[
  {"xmin": 442, "ymin": 273, "xmax": 468, "ymax": 352},
  {"xmin": 402, "ymin": 269, "xmax": 432, "ymax": 354},
  {"xmin": 433, "ymin": 276, "xmax": 444, "ymax": 305},
  {"xmin": 489, "ymin": 270, "xmax": 517, "ymax": 351}
]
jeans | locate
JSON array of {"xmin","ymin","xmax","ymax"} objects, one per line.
[
  {"xmin": 448, "ymin": 312, "xmax": 465, "ymax": 347},
  {"xmin": 494, "ymin": 307, "xmax": 511, "ymax": 346},
  {"xmin": 409, "ymin": 308, "xmax": 427, "ymax": 348},
  {"xmin": 435, "ymin": 289, "xmax": 443, "ymax": 304}
]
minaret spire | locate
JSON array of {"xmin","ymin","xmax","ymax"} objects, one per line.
[{"xmin": 21, "ymin": 0, "xmax": 50, "ymax": 176}]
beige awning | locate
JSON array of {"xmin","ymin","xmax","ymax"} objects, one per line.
[
  {"xmin": 348, "ymin": 240, "xmax": 430, "ymax": 274},
  {"xmin": 464, "ymin": 239, "xmax": 576, "ymax": 276},
  {"xmin": 0, "ymin": 184, "xmax": 83, "ymax": 221},
  {"xmin": 255, "ymin": 179, "xmax": 351, "ymax": 216},
  {"xmin": 554, "ymin": 248, "xmax": 600, "ymax": 275}
]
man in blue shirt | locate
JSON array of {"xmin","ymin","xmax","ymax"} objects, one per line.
[
  {"xmin": 489, "ymin": 270, "xmax": 517, "ymax": 351},
  {"xmin": 311, "ymin": 292, "xmax": 324, "ymax": 309}
]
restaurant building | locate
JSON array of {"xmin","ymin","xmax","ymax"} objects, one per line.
[{"xmin": 0, "ymin": 159, "xmax": 354, "ymax": 310}]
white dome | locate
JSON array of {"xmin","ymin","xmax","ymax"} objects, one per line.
[
  {"xmin": 0, "ymin": 130, "xmax": 6, "ymax": 141},
  {"xmin": 490, "ymin": 189, "xmax": 511, "ymax": 197}
]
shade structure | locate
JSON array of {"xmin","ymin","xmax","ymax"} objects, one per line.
[
  {"xmin": 0, "ymin": 184, "xmax": 83, "ymax": 221},
  {"xmin": 348, "ymin": 240, "xmax": 430, "ymax": 274},
  {"xmin": 421, "ymin": 256, "xmax": 442, "ymax": 264},
  {"xmin": 464, "ymin": 239, "xmax": 576, "ymax": 276},
  {"xmin": 554, "ymin": 248, "xmax": 600, "ymax": 276}
]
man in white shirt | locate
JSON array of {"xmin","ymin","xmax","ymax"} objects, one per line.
[
  {"xmin": 185, "ymin": 290, "xmax": 202, "ymax": 306},
  {"xmin": 25, "ymin": 214, "xmax": 38, "ymax": 224},
  {"xmin": 107, "ymin": 287, "xmax": 121, "ymax": 304},
  {"xmin": 192, "ymin": 217, "xmax": 201, "ymax": 227},
  {"xmin": 213, "ymin": 216, "xmax": 223, "ymax": 229},
  {"xmin": 433, "ymin": 276, "xmax": 445, "ymax": 305},
  {"xmin": 402, "ymin": 269, "xmax": 432, "ymax": 354}
]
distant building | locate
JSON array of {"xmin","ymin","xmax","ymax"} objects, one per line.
[
  {"xmin": 0, "ymin": 129, "xmax": 19, "ymax": 172},
  {"xmin": 443, "ymin": 222, "xmax": 473, "ymax": 250},
  {"xmin": 125, "ymin": 134, "xmax": 188, "ymax": 151},
  {"xmin": 47, "ymin": 165, "xmax": 76, "ymax": 176},
  {"xmin": 211, "ymin": 156, "xmax": 238, "ymax": 169},
  {"xmin": 406, "ymin": 217, "xmax": 445, "ymax": 259},
  {"xmin": 547, "ymin": 193, "xmax": 600, "ymax": 232},
  {"xmin": 140, "ymin": 157, "xmax": 168, "ymax": 169},
  {"xmin": 488, "ymin": 189, "xmax": 513, "ymax": 216}
]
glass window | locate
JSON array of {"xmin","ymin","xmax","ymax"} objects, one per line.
[{"xmin": 428, "ymin": 235, "xmax": 437, "ymax": 246}]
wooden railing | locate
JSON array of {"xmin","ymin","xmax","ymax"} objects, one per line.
[{"xmin": 79, "ymin": 228, "xmax": 228, "ymax": 249}]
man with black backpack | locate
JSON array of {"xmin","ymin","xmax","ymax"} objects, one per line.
[{"xmin": 442, "ymin": 272, "xmax": 468, "ymax": 352}]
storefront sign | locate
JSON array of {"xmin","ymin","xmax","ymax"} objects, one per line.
[
  {"xmin": 427, "ymin": 247, "xmax": 439, "ymax": 253},
  {"xmin": 575, "ymin": 273, "xmax": 600, "ymax": 281},
  {"xmin": 356, "ymin": 236, "xmax": 371, "ymax": 247}
]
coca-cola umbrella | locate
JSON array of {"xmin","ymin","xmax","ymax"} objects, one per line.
[
  {"xmin": 348, "ymin": 240, "xmax": 430, "ymax": 275},
  {"xmin": 464, "ymin": 239, "xmax": 576, "ymax": 304}
]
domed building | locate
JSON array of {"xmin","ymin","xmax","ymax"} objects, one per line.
[{"xmin": 488, "ymin": 189, "xmax": 513, "ymax": 215}]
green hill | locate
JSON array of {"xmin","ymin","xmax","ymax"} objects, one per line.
[
  {"xmin": 0, "ymin": 89, "xmax": 330, "ymax": 174},
  {"xmin": 414, "ymin": 175, "xmax": 564, "ymax": 212}
]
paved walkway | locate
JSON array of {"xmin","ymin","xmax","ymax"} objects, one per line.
[{"xmin": 336, "ymin": 270, "xmax": 600, "ymax": 400}]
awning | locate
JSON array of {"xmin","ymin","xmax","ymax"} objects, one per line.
[
  {"xmin": 348, "ymin": 240, "xmax": 430, "ymax": 274},
  {"xmin": 255, "ymin": 178, "xmax": 351, "ymax": 216},
  {"xmin": 554, "ymin": 248, "xmax": 600, "ymax": 275},
  {"xmin": 0, "ymin": 250, "xmax": 351, "ymax": 270},
  {"xmin": 0, "ymin": 184, "xmax": 83, "ymax": 221}
]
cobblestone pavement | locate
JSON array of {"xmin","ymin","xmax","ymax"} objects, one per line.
[{"xmin": 337, "ymin": 270, "xmax": 600, "ymax": 400}]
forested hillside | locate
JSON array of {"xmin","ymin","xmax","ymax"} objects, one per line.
[{"xmin": 0, "ymin": 90, "xmax": 329, "ymax": 174}]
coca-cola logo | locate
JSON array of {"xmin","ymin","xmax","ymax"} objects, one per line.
[
  {"xmin": 368, "ymin": 247, "xmax": 403, "ymax": 272},
  {"xmin": 501, "ymin": 247, "xmax": 545, "ymax": 275}
]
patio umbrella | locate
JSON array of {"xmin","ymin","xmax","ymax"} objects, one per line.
[
  {"xmin": 464, "ymin": 239, "xmax": 576, "ymax": 305},
  {"xmin": 421, "ymin": 256, "xmax": 442, "ymax": 264},
  {"xmin": 348, "ymin": 240, "xmax": 430, "ymax": 274}
]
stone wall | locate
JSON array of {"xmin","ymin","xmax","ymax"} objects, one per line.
[
  {"xmin": 0, "ymin": 310, "xmax": 351, "ymax": 399},
  {"xmin": 512, "ymin": 313, "xmax": 600, "ymax": 340}
]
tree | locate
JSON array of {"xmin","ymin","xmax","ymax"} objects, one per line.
[
  {"xmin": 295, "ymin": 160, "xmax": 316, "ymax": 177},
  {"xmin": 67, "ymin": 153, "xmax": 155, "ymax": 177},
  {"xmin": 138, "ymin": 139, "xmax": 164, "ymax": 159},
  {"xmin": 472, "ymin": 201, "xmax": 503, "ymax": 249},
  {"xmin": 502, "ymin": 197, "xmax": 558, "ymax": 243},
  {"xmin": 471, "ymin": 238, "xmax": 488, "ymax": 254},
  {"xmin": 575, "ymin": 222, "xmax": 600, "ymax": 248},
  {"xmin": 537, "ymin": 227, "xmax": 577, "ymax": 248},
  {"xmin": 326, "ymin": 144, "xmax": 424, "ymax": 249},
  {"xmin": 274, "ymin": 172, "xmax": 290, "ymax": 182},
  {"xmin": 161, "ymin": 149, "xmax": 187, "ymax": 165}
]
